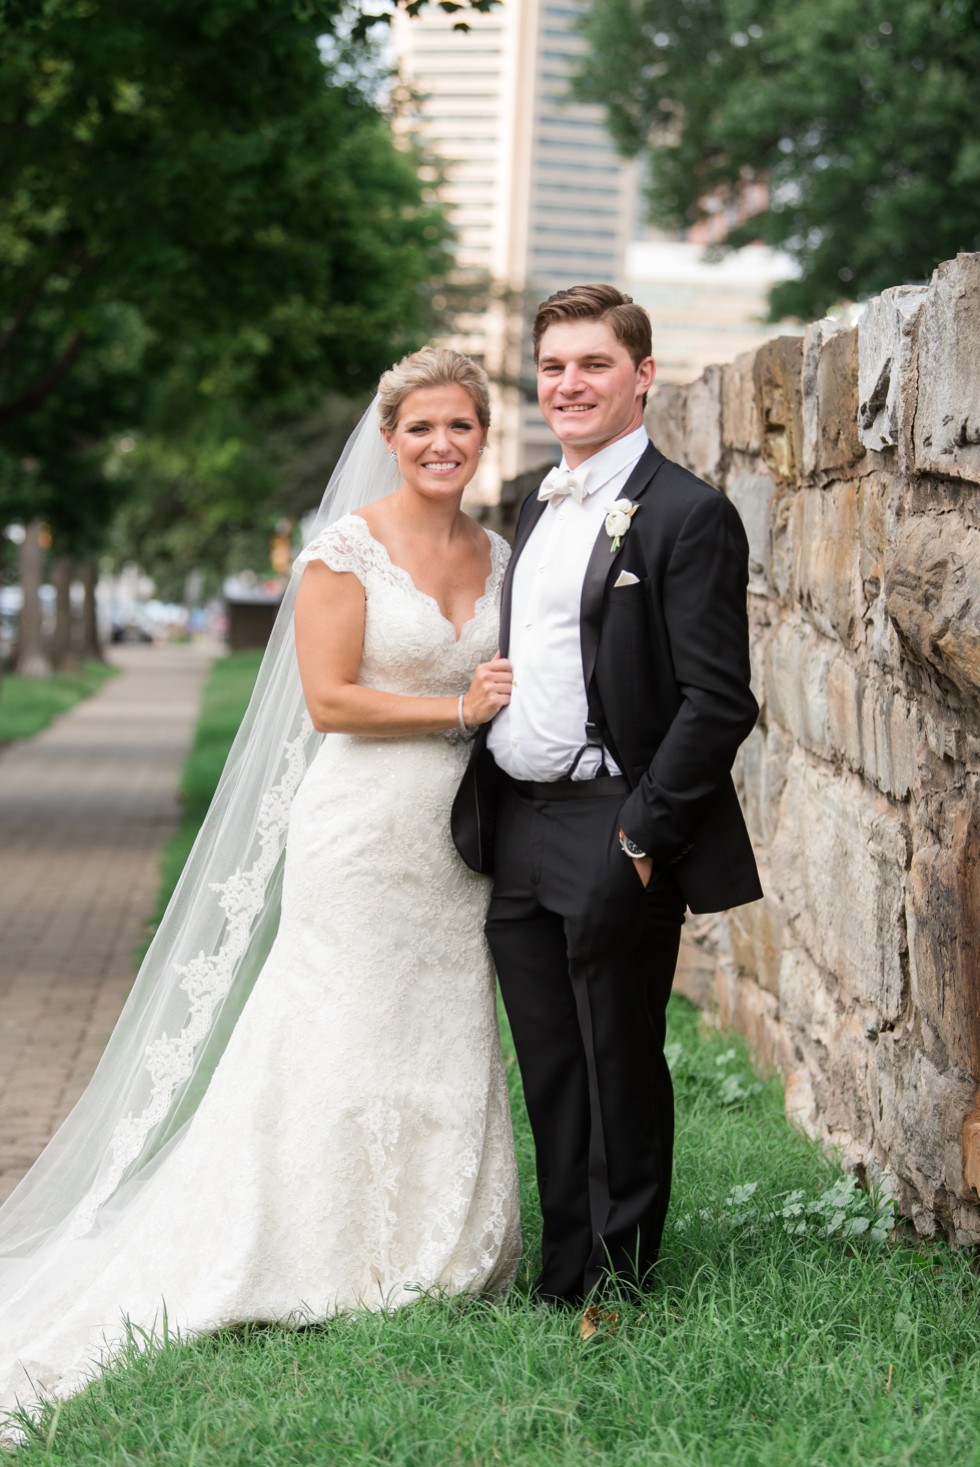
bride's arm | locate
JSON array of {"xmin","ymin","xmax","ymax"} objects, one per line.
[{"xmin": 294, "ymin": 560, "xmax": 511, "ymax": 735}]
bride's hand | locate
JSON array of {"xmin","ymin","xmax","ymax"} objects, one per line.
[{"xmin": 462, "ymin": 655, "xmax": 513, "ymax": 725}]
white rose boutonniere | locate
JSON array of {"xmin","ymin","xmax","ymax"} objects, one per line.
[{"xmin": 604, "ymin": 499, "xmax": 639, "ymax": 553}]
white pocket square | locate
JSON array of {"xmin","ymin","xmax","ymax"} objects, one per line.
[{"xmin": 613, "ymin": 570, "xmax": 640, "ymax": 588}]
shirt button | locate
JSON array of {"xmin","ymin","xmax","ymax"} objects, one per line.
[{"xmin": 511, "ymin": 738, "xmax": 518, "ymax": 747}]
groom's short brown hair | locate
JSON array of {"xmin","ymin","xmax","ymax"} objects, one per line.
[{"xmin": 531, "ymin": 284, "xmax": 653, "ymax": 366}]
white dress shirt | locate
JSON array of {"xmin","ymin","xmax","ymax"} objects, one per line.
[{"xmin": 488, "ymin": 426, "xmax": 649, "ymax": 781}]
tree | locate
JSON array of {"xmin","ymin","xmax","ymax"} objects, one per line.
[
  {"xmin": 0, "ymin": 299, "xmax": 156, "ymax": 668},
  {"xmin": 0, "ymin": 0, "xmax": 494, "ymax": 665},
  {"xmin": 576, "ymin": 0, "xmax": 980, "ymax": 318},
  {"xmin": 0, "ymin": 0, "xmax": 463, "ymax": 436}
]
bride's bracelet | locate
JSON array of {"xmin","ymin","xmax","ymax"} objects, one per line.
[{"xmin": 457, "ymin": 693, "xmax": 474, "ymax": 735}]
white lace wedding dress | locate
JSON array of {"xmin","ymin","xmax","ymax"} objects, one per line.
[{"xmin": 0, "ymin": 514, "xmax": 520, "ymax": 1427}]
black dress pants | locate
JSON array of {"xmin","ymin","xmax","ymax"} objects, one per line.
[{"xmin": 486, "ymin": 778, "xmax": 685, "ymax": 1306}]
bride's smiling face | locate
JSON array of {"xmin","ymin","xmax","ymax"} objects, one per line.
[{"xmin": 385, "ymin": 384, "xmax": 486, "ymax": 500}]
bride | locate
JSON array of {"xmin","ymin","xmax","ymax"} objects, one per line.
[{"xmin": 0, "ymin": 347, "xmax": 521, "ymax": 1431}]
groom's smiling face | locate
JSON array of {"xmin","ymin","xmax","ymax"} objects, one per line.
[{"xmin": 535, "ymin": 319, "xmax": 656, "ymax": 469}]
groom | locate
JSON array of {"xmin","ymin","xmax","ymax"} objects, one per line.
[{"xmin": 452, "ymin": 283, "xmax": 762, "ymax": 1307}]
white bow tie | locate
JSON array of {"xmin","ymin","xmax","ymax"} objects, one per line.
[{"xmin": 538, "ymin": 466, "xmax": 587, "ymax": 505}]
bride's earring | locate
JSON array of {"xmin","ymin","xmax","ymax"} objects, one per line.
[
  {"xmin": 389, "ymin": 449, "xmax": 397, "ymax": 461},
  {"xmin": 478, "ymin": 446, "xmax": 485, "ymax": 456}
]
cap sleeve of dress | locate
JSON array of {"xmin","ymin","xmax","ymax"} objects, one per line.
[{"xmin": 293, "ymin": 515, "xmax": 379, "ymax": 586}]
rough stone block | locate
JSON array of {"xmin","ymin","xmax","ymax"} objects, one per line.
[
  {"xmin": 685, "ymin": 364, "xmax": 723, "ymax": 486},
  {"xmin": 727, "ymin": 466, "xmax": 776, "ymax": 593},
  {"xmin": 863, "ymin": 590, "xmax": 906, "ymax": 676},
  {"xmin": 871, "ymin": 1038, "xmax": 977, "ymax": 1234},
  {"xmin": 769, "ymin": 751, "xmax": 909, "ymax": 1020},
  {"xmin": 759, "ymin": 619, "xmax": 918, "ymax": 798},
  {"xmin": 913, "ymin": 253, "xmax": 980, "ymax": 483},
  {"xmin": 713, "ymin": 959, "xmax": 782, "ymax": 1071},
  {"xmin": 673, "ymin": 923, "xmax": 719, "ymax": 1010},
  {"xmin": 737, "ymin": 722, "xmax": 790, "ymax": 852},
  {"xmin": 721, "ymin": 350, "xmax": 762, "ymax": 454},
  {"xmin": 950, "ymin": 1194, "xmax": 980, "ymax": 1244},
  {"xmin": 906, "ymin": 810, "xmax": 980, "ymax": 1078},
  {"xmin": 788, "ymin": 483, "xmax": 866, "ymax": 647},
  {"xmin": 855, "ymin": 476, "xmax": 907, "ymax": 676},
  {"xmin": 921, "ymin": 706, "xmax": 963, "ymax": 765},
  {"xmin": 855, "ymin": 472, "xmax": 889, "ymax": 580},
  {"xmin": 824, "ymin": 653, "xmax": 862, "ymax": 764},
  {"xmin": 963, "ymin": 1102, "xmax": 980, "ymax": 1199},
  {"xmin": 783, "ymin": 1065, "xmax": 819, "ymax": 1138},
  {"xmin": 825, "ymin": 655, "xmax": 919, "ymax": 800},
  {"xmin": 763, "ymin": 621, "xmax": 834, "ymax": 760},
  {"xmin": 776, "ymin": 944, "xmax": 876, "ymax": 1152},
  {"xmin": 859, "ymin": 682, "xmax": 919, "ymax": 801},
  {"xmin": 768, "ymin": 490, "xmax": 795, "ymax": 601},
  {"xmin": 754, "ymin": 335, "xmax": 804, "ymax": 484},
  {"xmin": 884, "ymin": 515, "xmax": 980, "ymax": 709},
  {"xmin": 857, "ymin": 284, "xmax": 927, "ymax": 457},
  {"xmin": 823, "ymin": 1013, "xmax": 880, "ymax": 1152},
  {"xmin": 727, "ymin": 879, "xmax": 785, "ymax": 999},
  {"xmin": 777, "ymin": 945, "xmax": 834, "ymax": 1050},
  {"xmin": 802, "ymin": 321, "xmax": 866, "ymax": 479},
  {"xmin": 646, "ymin": 383, "xmax": 688, "ymax": 467}
]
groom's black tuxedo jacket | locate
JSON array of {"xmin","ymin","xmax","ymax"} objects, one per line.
[{"xmin": 452, "ymin": 440, "xmax": 763, "ymax": 915}]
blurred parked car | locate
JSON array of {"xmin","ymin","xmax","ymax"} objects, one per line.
[
  {"xmin": 110, "ymin": 617, "xmax": 156, "ymax": 644},
  {"xmin": 0, "ymin": 608, "xmax": 16, "ymax": 668}
]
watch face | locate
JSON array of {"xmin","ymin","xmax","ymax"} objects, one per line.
[{"xmin": 619, "ymin": 830, "xmax": 646, "ymax": 859}]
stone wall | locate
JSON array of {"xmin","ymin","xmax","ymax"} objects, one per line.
[{"xmin": 647, "ymin": 253, "xmax": 980, "ymax": 1244}]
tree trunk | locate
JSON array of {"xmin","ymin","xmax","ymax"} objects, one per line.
[
  {"xmin": 77, "ymin": 559, "xmax": 105, "ymax": 663},
  {"xmin": 15, "ymin": 520, "xmax": 52, "ymax": 679},
  {"xmin": 47, "ymin": 555, "xmax": 80, "ymax": 671}
]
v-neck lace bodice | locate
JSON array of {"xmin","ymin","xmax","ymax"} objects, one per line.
[{"xmin": 296, "ymin": 514, "xmax": 509, "ymax": 699}]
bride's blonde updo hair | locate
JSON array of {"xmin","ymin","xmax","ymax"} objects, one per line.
[{"xmin": 377, "ymin": 347, "xmax": 491, "ymax": 436}]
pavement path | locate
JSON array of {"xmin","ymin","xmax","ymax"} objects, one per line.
[{"xmin": 0, "ymin": 643, "xmax": 215, "ymax": 1203}]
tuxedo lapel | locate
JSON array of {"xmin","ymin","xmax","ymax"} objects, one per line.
[
  {"xmin": 498, "ymin": 492, "xmax": 549, "ymax": 657},
  {"xmin": 578, "ymin": 440, "xmax": 665, "ymax": 693}
]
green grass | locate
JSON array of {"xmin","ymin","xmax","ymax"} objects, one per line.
[
  {"xmin": 8, "ymin": 652, "xmax": 980, "ymax": 1464},
  {"xmin": 10, "ymin": 1023, "xmax": 979, "ymax": 1465},
  {"xmin": 0, "ymin": 661, "xmax": 117, "ymax": 744}
]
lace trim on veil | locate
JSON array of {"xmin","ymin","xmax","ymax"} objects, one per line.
[{"xmin": 67, "ymin": 716, "xmax": 316, "ymax": 1238}]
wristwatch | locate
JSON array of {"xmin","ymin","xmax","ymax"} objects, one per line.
[{"xmin": 618, "ymin": 827, "xmax": 648, "ymax": 859}]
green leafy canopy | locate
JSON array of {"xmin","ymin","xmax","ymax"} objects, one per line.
[
  {"xmin": 0, "ymin": 0, "xmax": 494, "ymax": 567},
  {"xmin": 576, "ymin": 0, "xmax": 980, "ymax": 318}
]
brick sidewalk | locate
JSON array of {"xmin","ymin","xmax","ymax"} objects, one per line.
[{"xmin": 0, "ymin": 643, "xmax": 214, "ymax": 1203}]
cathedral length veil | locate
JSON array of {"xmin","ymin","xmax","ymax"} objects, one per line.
[{"xmin": 0, "ymin": 398, "xmax": 399, "ymax": 1293}]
